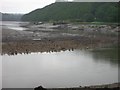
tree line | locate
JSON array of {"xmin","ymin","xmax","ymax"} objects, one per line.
[{"xmin": 1, "ymin": 13, "xmax": 23, "ymax": 21}]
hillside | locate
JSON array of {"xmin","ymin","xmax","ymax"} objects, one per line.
[{"xmin": 22, "ymin": 2, "xmax": 119, "ymax": 22}]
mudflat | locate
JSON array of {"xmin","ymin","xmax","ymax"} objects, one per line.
[{"xmin": 1, "ymin": 23, "xmax": 119, "ymax": 55}]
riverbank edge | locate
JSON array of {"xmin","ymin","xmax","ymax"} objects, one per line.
[
  {"xmin": 1, "ymin": 82, "xmax": 120, "ymax": 90},
  {"xmin": 2, "ymin": 35, "xmax": 118, "ymax": 55}
]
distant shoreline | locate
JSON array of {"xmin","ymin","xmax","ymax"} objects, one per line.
[{"xmin": 2, "ymin": 82, "xmax": 120, "ymax": 90}]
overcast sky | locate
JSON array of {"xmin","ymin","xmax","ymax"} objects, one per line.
[{"xmin": 0, "ymin": 0, "xmax": 119, "ymax": 14}]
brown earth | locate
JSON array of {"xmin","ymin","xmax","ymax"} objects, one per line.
[{"xmin": 1, "ymin": 23, "xmax": 119, "ymax": 55}]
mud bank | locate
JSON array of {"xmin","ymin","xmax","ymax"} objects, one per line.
[
  {"xmin": 35, "ymin": 83, "xmax": 120, "ymax": 90},
  {"xmin": 2, "ymin": 35, "xmax": 118, "ymax": 55},
  {"xmin": 1, "ymin": 83, "xmax": 120, "ymax": 90},
  {"xmin": 1, "ymin": 23, "xmax": 119, "ymax": 55}
]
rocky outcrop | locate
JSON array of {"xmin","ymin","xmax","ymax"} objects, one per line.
[{"xmin": 34, "ymin": 86, "xmax": 47, "ymax": 90}]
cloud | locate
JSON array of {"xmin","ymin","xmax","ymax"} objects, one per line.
[
  {"xmin": 73, "ymin": 0, "xmax": 119, "ymax": 2},
  {"xmin": 0, "ymin": 0, "xmax": 56, "ymax": 13}
]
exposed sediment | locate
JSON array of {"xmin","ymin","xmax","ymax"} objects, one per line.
[
  {"xmin": 2, "ymin": 36, "xmax": 118, "ymax": 55},
  {"xmin": 34, "ymin": 83, "xmax": 120, "ymax": 90},
  {"xmin": 1, "ymin": 23, "xmax": 119, "ymax": 55}
]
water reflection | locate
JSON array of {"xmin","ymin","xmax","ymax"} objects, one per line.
[
  {"xmin": 3, "ymin": 48, "xmax": 119, "ymax": 66},
  {"xmin": 2, "ymin": 21, "xmax": 28, "ymax": 30},
  {"xmin": 2, "ymin": 49, "xmax": 118, "ymax": 88},
  {"xmin": 90, "ymin": 48, "xmax": 119, "ymax": 66},
  {"xmin": 2, "ymin": 48, "xmax": 74, "ymax": 56}
]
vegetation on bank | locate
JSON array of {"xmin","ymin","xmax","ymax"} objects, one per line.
[{"xmin": 22, "ymin": 2, "xmax": 120, "ymax": 23}]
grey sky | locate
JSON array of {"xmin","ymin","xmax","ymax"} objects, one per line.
[
  {"xmin": 0, "ymin": 0, "xmax": 119, "ymax": 14},
  {"xmin": 73, "ymin": 0, "xmax": 119, "ymax": 1},
  {"xmin": 1, "ymin": 0, "xmax": 56, "ymax": 14}
]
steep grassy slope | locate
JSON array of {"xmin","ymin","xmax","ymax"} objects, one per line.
[{"xmin": 22, "ymin": 2, "xmax": 119, "ymax": 22}]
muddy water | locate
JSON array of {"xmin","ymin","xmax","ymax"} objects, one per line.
[
  {"xmin": 2, "ymin": 21, "xmax": 28, "ymax": 30},
  {"xmin": 2, "ymin": 48, "xmax": 119, "ymax": 88}
]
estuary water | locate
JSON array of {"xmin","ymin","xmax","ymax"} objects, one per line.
[
  {"xmin": 2, "ymin": 21, "xmax": 28, "ymax": 30},
  {"xmin": 2, "ymin": 49, "xmax": 119, "ymax": 88}
]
